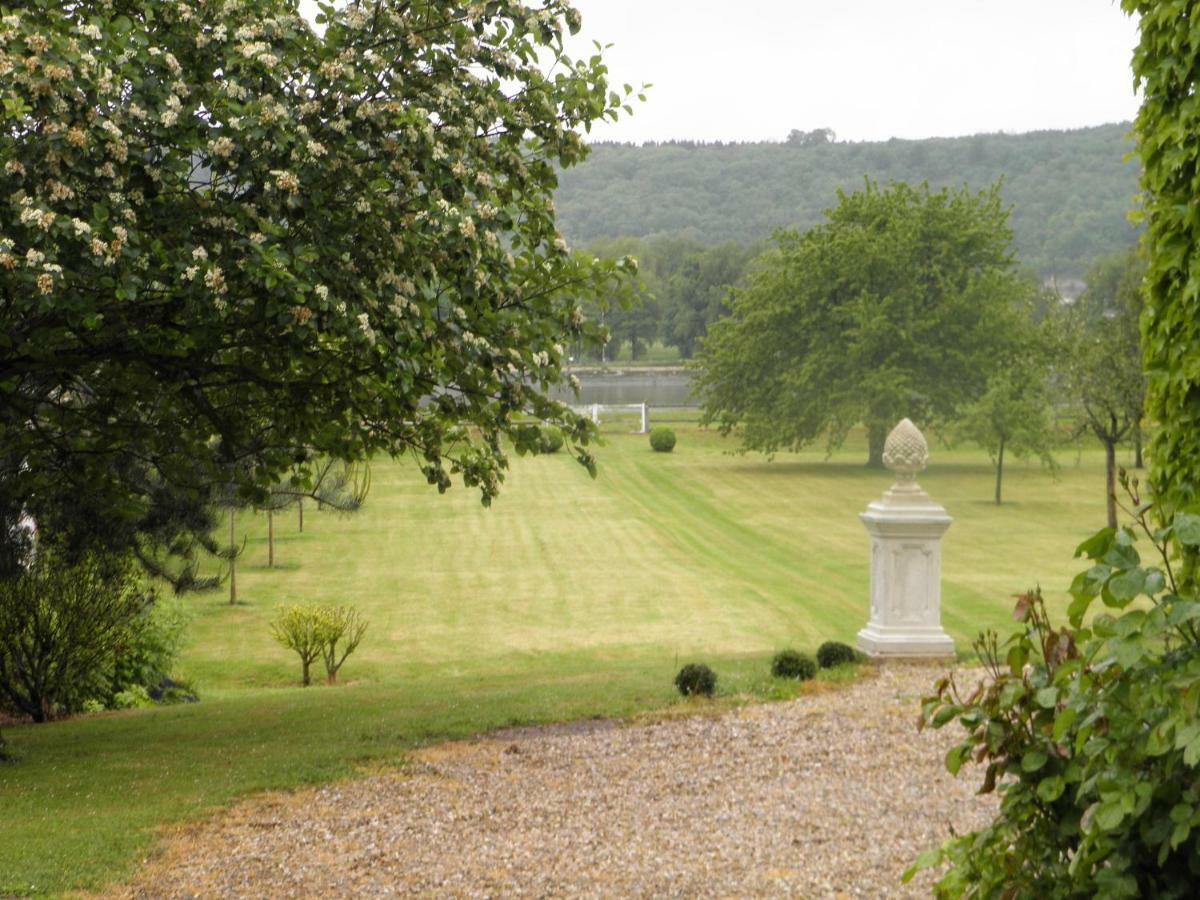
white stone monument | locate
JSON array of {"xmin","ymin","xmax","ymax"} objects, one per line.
[{"xmin": 856, "ymin": 418, "xmax": 956, "ymax": 659}]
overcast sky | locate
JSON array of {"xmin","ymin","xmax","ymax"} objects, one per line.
[{"xmin": 566, "ymin": 0, "xmax": 1141, "ymax": 144}]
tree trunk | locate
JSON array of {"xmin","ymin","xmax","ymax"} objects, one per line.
[
  {"xmin": 995, "ymin": 436, "xmax": 1006, "ymax": 505},
  {"xmin": 1134, "ymin": 419, "xmax": 1144, "ymax": 469},
  {"xmin": 1105, "ymin": 438, "xmax": 1118, "ymax": 530},
  {"xmin": 298, "ymin": 498, "xmax": 303, "ymax": 533},
  {"xmin": 229, "ymin": 508, "xmax": 237, "ymax": 605},
  {"xmin": 867, "ymin": 423, "xmax": 887, "ymax": 468},
  {"xmin": 267, "ymin": 507, "xmax": 274, "ymax": 568},
  {"xmin": 301, "ymin": 658, "xmax": 311, "ymax": 687}
]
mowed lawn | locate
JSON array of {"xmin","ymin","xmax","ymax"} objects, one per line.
[{"xmin": 0, "ymin": 422, "xmax": 1120, "ymax": 895}]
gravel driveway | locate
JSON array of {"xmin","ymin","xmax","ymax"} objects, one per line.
[{"xmin": 118, "ymin": 664, "xmax": 995, "ymax": 898}]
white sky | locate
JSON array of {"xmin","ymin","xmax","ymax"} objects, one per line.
[{"xmin": 567, "ymin": 0, "xmax": 1142, "ymax": 143}]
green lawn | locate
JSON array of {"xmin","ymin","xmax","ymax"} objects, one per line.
[{"xmin": 0, "ymin": 424, "xmax": 1122, "ymax": 895}]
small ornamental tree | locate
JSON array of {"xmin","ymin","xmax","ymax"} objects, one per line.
[
  {"xmin": 0, "ymin": 1, "xmax": 638, "ymax": 572},
  {"xmin": 270, "ymin": 605, "xmax": 325, "ymax": 687},
  {"xmin": 956, "ymin": 358, "xmax": 1058, "ymax": 505},
  {"xmin": 318, "ymin": 605, "xmax": 368, "ymax": 684},
  {"xmin": 1053, "ymin": 249, "xmax": 1145, "ymax": 528}
]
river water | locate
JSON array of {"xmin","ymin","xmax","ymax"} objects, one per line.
[{"xmin": 549, "ymin": 370, "xmax": 697, "ymax": 407}]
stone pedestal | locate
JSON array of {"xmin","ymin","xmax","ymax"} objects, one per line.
[{"xmin": 857, "ymin": 419, "xmax": 956, "ymax": 659}]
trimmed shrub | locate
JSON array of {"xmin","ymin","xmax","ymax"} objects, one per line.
[
  {"xmin": 816, "ymin": 641, "xmax": 859, "ymax": 669},
  {"xmin": 649, "ymin": 426, "xmax": 676, "ymax": 452},
  {"xmin": 771, "ymin": 649, "xmax": 817, "ymax": 681},
  {"xmin": 537, "ymin": 425, "xmax": 564, "ymax": 454},
  {"xmin": 674, "ymin": 662, "xmax": 716, "ymax": 697}
]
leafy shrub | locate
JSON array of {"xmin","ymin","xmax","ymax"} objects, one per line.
[
  {"xmin": 816, "ymin": 641, "xmax": 859, "ymax": 669},
  {"xmin": 910, "ymin": 480, "xmax": 1200, "ymax": 897},
  {"xmin": 319, "ymin": 605, "xmax": 368, "ymax": 684},
  {"xmin": 270, "ymin": 605, "xmax": 326, "ymax": 686},
  {"xmin": 649, "ymin": 426, "xmax": 677, "ymax": 452},
  {"xmin": 770, "ymin": 649, "xmax": 816, "ymax": 680},
  {"xmin": 102, "ymin": 597, "xmax": 192, "ymax": 707},
  {"xmin": 0, "ymin": 552, "xmax": 148, "ymax": 722},
  {"xmin": 271, "ymin": 604, "xmax": 369, "ymax": 686},
  {"xmin": 537, "ymin": 425, "xmax": 565, "ymax": 454},
  {"xmin": 674, "ymin": 662, "xmax": 716, "ymax": 697},
  {"xmin": 112, "ymin": 685, "xmax": 154, "ymax": 710}
]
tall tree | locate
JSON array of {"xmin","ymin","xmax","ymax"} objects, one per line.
[
  {"xmin": 0, "ymin": 1, "xmax": 636, "ymax": 572},
  {"xmin": 695, "ymin": 180, "xmax": 1028, "ymax": 466},
  {"xmin": 1054, "ymin": 249, "xmax": 1146, "ymax": 529}
]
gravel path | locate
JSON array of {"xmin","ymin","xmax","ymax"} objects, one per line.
[{"xmin": 118, "ymin": 665, "xmax": 995, "ymax": 898}]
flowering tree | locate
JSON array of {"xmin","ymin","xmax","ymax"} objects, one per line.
[{"xmin": 0, "ymin": 0, "xmax": 636, "ymax": 567}]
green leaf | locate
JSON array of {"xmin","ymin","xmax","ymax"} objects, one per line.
[
  {"xmin": 1175, "ymin": 513, "xmax": 1200, "ymax": 546},
  {"xmin": 1035, "ymin": 687, "xmax": 1059, "ymax": 709},
  {"xmin": 1021, "ymin": 750, "xmax": 1048, "ymax": 772},
  {"xmin": 1037, "ymin": 775, "xmax": 1066, "ymax": 802},
  {"xmin": 902, "ymin": 847, "xmax": 943, "ymax": 883},
  {"xmin": 1076, "ymin": 527, "xmax": 1116, "ymax": 559},
  {"xmin": 945, "ymin": 743, "xmax": 970, "ymax": 775},
  {"xmin": 1102, "ymin": 538, "xmax": 1140, "ymax": 570},
  {"xmin": 1052, "ymin": 707, "xmax": 1077, "ymax": 741},
  {"xmin": 1108, "ymin": 568, "xmax": 1147, "ymax": 601},
  {"xmin": 1095, "ymin": 800, "xmax": 1127, "ymax": 831},
  {"xmin": 1067, "ymin": 590, "xmax": 1094, "ymax": 628},
  {"xmin": 931, "ymin": 705, "xmax": 960, "ymax": 728}
]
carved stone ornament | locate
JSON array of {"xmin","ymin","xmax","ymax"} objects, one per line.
[{"xmin": 882, "ymin": 417, "xmax": 928, "ymax": 490}]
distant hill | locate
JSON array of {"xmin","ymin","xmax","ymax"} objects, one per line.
[{"xmin": 556, "ymin": 123, "xmax": 1141, "ymax": 278}]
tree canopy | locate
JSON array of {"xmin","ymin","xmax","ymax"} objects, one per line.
[
  {"xmin": 695, "ymin": 180, "xmax": 1034, "ymax": 466},
  {"xmin": 0, "ymin": 0, "xmax": 635, "ymax": 571}
]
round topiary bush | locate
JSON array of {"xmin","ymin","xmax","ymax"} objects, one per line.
[
  {"xmin": 649, "ymin": 426, "xmax": 676, "ymax": 453},
  {"xmin": 674, "ymin": 662, "xmax": 717, "ymax": 697},
  {"xmin": 537, "ymin": 425, "xmax": 564, "ymax": 454},
  {"xmin": 771, "ymin": 649, "xmax": 817, "ymax": 681},
  {"xmin": 816, "ymin": 640, "xmax": 860, "ymax": 669}
]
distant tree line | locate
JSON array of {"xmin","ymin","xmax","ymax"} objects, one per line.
[
  {"xmin": 559, "ymin": 123, "xmax": 1140, "ymax": 279},
  {"xmin": 576, "ymin": 236, "xmax": 760, "ymax": 361}
]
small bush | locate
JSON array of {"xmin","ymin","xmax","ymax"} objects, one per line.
[
  {"xmin": 649, "ymin": 426, "xmax": 676, "ymax": 452},
  {"xmin": 271, "ymin": 603, "xmax": 369, "ymax": 686},
  {"xmin": 270, "ymin": 605, "xmax": 326, "ymax": 686},
  {"xmin": 101, "ymin": 597, "xmax": 192, "ymax": 708},
  {"xmin": 816, "ymin": 641, "xmax": 859, "ymax": 669},
  {"xmin": 771, "ymin": 649, "xmax": 817, "ymax": 681},
  {"xmin": 674, "ymin": 662, "xmax": 716, "ymax": 697},
  {"xmin": 318, "ymin": 605, "xmax": 368, "ymax": 684},
  {"xmin": 111, "ymin": 685, "xmax": 153, "ymax": 710},
  {"xmin": 537, "ymin": 425, "xmax": 564, "ymax": 454}
]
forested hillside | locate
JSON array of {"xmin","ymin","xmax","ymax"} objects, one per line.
[{"xmin": 558, "ymin": 123, "xmax": 1139, "ymax": 278}]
